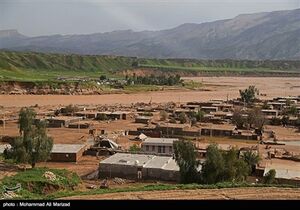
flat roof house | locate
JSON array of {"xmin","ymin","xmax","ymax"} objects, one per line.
[
  {"xmin": 50, "ymin": 144, "xmax": 87, "ymax": 162},
  {"xmin": 135, "ymin": 116, "xmax": 152, "ymax": 124},
  {"xmin": 200, "ymin": 124, "xmax": 236, "ymax": 137},
  {"xmin": 200, "ymin": 106, "xmax": 218, "ymax": 113},
  {"xmin": 261, "ymin": 109, "xmax": 279, "ymax": 117},
  {"xmin": 141, "ymin": 137, "xmax": 178, "ymax": 155},
  {"xmin": 99, "ymin": 153, "xmax": 180, "ymax": 181}
]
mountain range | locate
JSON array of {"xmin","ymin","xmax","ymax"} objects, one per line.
[{"xmin": 1, "ymin": 9, "xmax": 300, "ymax": 60}]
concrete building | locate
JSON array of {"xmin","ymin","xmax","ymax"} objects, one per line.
[
  {"xmin": 50, "ymin": 144, "xmax": 87, "ymax": 162},
  {"xmin": 99, "ymin": 153, "xmax": 180, "ymax": 181},
  {"xmin": 141, "ymin": 137, "xmax": 178, "ymax": 155}
]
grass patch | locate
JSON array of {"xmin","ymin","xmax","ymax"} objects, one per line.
[{"xmin": 0, "ymin": 167, "xmax": 81, "ymax": 199}]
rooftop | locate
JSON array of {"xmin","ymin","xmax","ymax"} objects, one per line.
[
  {"xmin": 100, "ymin": 153, "xmax": 180, "ymax": 171},
  {"xmin": 143, "ymin": 137, "xmax": 178, "ymax": 145},
  {"xmin": 51, "ymin": 144, "xmax": 86, "ymax": 153}
]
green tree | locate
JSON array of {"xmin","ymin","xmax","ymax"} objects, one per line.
[
  {"xmin": 263, "ymin": 169, "xmax": 276, "ymax": 184},
  {"xmin": 129, "ymin": 144, "xmax": 141, "ymax": 153},
  {"xmin": 247, "ymin": 108, "xmax": 265, "ymax": 131},
  {"xmin": 201, "ymin": 145, "xmax": 250, "ymax": 184},
  {"xmin": 8, "ymin": 108, "xmax": 53, "ymax": 168},
  {"xmin": 241, "ymin": 150, "xmax": 260, "ymax": 173},
  {"xmin": 178, "ymin": 112, "xmax": 189, "ymax": 124},
  {"xmin": 173, "ymin": 140, "xmax": 200, "ymax": 184},
  {"xmin": 201, "ymin": 144, "xmax": 225, "ymax": 184},
  {"xmin": 232, "ymin": 108, "xmax": 246, "ymax": 129},
  {"xmin": 195, "ymin": 110, "xmax": 205, "ymax": 122},
  {"xmin": 239, "ymin": 86, "xmax": 259, "ymax": 104}
]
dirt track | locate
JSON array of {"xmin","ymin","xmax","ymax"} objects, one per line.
[
  {"xmin": 1, "ymin": 77, "xmax": 300, "ymax": 107},
  {"xmin": 62, "ymin": 187, "xmax": 300, "ymax": 200}
]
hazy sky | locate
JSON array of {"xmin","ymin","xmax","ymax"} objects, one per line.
[{"xmin": 1, "ymin": 0, "xmax": 300, "ymax": 36}]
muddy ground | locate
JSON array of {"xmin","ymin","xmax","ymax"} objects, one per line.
[{"xmin": 1, "ymin": 77, "xmax": 300, "ymax": 107}]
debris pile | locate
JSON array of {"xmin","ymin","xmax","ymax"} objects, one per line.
[
  {"xmin": 43, "ymin": 171, "xmax": 57, "ymax": 182},
  {"xmin": 113, "ymin": 177, "xmax": 126, "ymax": 185}
]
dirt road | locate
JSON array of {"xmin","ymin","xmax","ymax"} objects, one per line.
[
  {"xmin": 62, "ymin": 187, "xmax": 300, "ymax": 200},
  {"xmin": 1, "ymin": 77, "xmax": 300, "ymax": 107}
]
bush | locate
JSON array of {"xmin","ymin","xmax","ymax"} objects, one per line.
[
  {"xmin": 263, "ymin": 169, "xmax": 276, "ymax": 184},
  {"xmin": 97, "ymin": 113, "xmax": 108, "ymax": 121},
  {"xmin": 129, "ymin": 144, "xmax": 141, "ymax": 152}
]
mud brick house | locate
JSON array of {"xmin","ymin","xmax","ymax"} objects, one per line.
[
  {"xmin": 200, "ymin": 106, "xmax": 218, "ymax": 113},
  {"xmin": 141, "ymin": 137, "xmax": 178, "ymax": 155},
  {"xmin": 261, "ymin": 109, "xmax": 279, "ymax": 117},
  {"xmin": 99, "ymin": 153, "xmax": 180, "ymax": 181},
  {"xmin": 75, "ymin": 111, "xmax": 98, "ymax": 119},
  {"xmin": 212, "ymin": 103, "xmax": 233, "ymax": 111},
  {"xmin": 46, "ymin": 116, "xmax": 83, "ymax": 128},
  {"xmin": 135, "ymin": 116, "xmax": 152, "ymax": 124},
  {"xmin": 200, "ymin": 124, "xmax": 236, "ymax": 137},
  {"xmin": 156, "ymin": 123, "xmax": 190, "ymax": 136},
  {"xmin": 174, "ymin": 109, "xmax": 196, "ymax": 117},
  {"xmin": 50, "ymin": 144, "xmax": 87, "ymax": 162},
  {"xmin": 136, "ymin": 127, "xmax": 161, "ymax": 138}
]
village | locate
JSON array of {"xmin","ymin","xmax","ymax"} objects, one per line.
[{"xmin": 1, "ymin": 87, "xmax": 300, "ymax": 195}]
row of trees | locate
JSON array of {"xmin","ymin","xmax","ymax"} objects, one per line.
[
  {"xmin": 173, "ymin": 140, "xmax": 275, "ymax": 184},
  {"xmin": 126, "ymin": 74, "xmax": 182, "ymax": 86}
]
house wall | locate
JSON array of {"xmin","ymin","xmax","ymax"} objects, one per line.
[
  {"xmin": 50, "ymin": 153, "xmax": 77, "ymax": 162},
  {"xmin": 201, "ymin": 128, "xmax": 233, "ymax": 136},
  {"xmin": 142, "ymin": 144, "xmax": 173, "ymax": 155}
]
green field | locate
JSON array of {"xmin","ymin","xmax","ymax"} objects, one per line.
[{"xmin": 1, "ymin": 51, "xmax": 300, "ymax": 82}]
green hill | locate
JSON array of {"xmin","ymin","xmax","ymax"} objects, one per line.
[{"xmin": 0, "ymin": 51, "xmax": 300, "ymax": 81}]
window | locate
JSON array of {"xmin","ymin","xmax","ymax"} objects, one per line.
[
  {"xmin": 162, "ymin": 146, "xmax": 165, "ymax": 153},
  {"xmin": 169, "ymin": 146, "xmax": 172, "ymax": 153},
  {"xmin": 158, "ymin": 146, "xmax": 162, "ymax": 153},
  {"xmin": 152, "ymin": 146, "xmax": 155, "ymax": 151},
  {"xmin": 146, "ymin": 145, "xmax": 149, "ymax": 151}
]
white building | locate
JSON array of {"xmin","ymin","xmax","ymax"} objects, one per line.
[{"xmin": 141, "ymin": 137, "xmax": 178, "ymax": 155}]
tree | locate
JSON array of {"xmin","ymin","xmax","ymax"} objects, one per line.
[
  {"xmin": 62, "ymin": 104, "xmax": 79, "ymax": 115},
  {"xmin": 99, "ymin": 75, "xmax": 107, "ymax": 81},
  {"xmin": 173, "ymin": 140, "xmax": 200, "ymax": 183},
  {"xmin": 247, "ymin": 108, "xmax": 265, "ymax": 131},
  {"xmin": 129, "ymin": 144, "xmax": 141, "ymax": 153},
  {"xmin": 232, "ymin": 108, "xmax": 246, "ymax": 129},
  {"xmin": 178, "ymin": 112, "xmax": 189, "ymax": 124},
  {"xmin": 7, "ymin": 108, "xmax": 53, "ymax": 168},
  {"xmin": 201, "ymin": 144, "xmax": 225, "ymax": 184},
  {"xmin": 241, "ymin": 150, "xmax": 260, "ymax": 173},
  {"xmin": 159, "ymin": 110, "xmax": 168, "ymax": 121},
  {"xmin": 263, "ymin": 169, "xmax": 276, "ymax": 184},
  {"xmin": 195, "ymin": 110, "xmax": 205, "ymax": 122},
  {"xmin": 239, "ymin": 86, "xmax": 259, "ymax": 104},
  {"xmin": 201, "ymin": 145, "xmax": 251, "ymax": 184}
]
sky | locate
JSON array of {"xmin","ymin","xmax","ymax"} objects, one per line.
[{"xmin": 0, "ymin": 0, "xmax": 300, "ymax": 36}]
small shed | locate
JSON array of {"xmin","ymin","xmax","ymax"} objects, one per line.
[{"xmin": 50, "ymin": 144, "xmax": 87, "ymax": 162}]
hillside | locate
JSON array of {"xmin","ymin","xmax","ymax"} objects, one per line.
[
  {"xmin": 1, "ymin": 51, "xmax": 300, "ymax": 81},
  {"xmin": 1, "ymin": 9, "xmax": 300, "ymax": 59}
]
